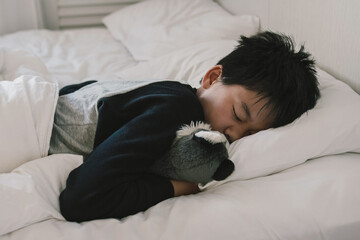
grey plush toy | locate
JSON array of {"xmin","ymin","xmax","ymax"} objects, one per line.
[{"xmin": 149, "ymin": 122, "xmax": 235, "ymax": 184}]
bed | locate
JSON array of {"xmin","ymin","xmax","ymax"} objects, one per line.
[{"xmin": 0, "ymin": 0, "xmax": 360, "ymax": 239}]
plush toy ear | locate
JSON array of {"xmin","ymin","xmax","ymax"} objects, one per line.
[
  {"xmin": 193, "ymin": 130, "xmax": 227, "ymax": 147},
  {"xmin": 212, "ymin": 159, "xmax": 235, "ymax": 181}
]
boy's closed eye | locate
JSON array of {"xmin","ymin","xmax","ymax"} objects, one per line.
[
  {"xmin": 233, "ymin": 105, "xmax": 243, "ymax": 122},
  {"xmin": 232, "ymin": 105, "xmax": 257, "ymax": 137}
]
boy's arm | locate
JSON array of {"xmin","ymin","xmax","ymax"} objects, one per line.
[
  {"xmin": 171, "ymin": 180, "xmax": 200, "ymax": 196},
  {"xmin": 59, "ymin": 90, "xmax": 203, "ymax": 222}
]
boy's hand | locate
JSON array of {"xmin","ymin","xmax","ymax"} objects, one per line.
[{"xmin": 170, "ymin": 180, "xmax": 200, "ymax": 197}]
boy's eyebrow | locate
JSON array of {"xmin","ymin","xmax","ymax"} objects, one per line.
[{"xmin": 242, "ymin": 102, "xmax": 252, "ymax": 120}]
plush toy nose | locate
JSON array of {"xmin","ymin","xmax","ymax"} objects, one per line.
[{"xmin": 212, "ymin": 159, "xmax": 235, "ymax": 181}]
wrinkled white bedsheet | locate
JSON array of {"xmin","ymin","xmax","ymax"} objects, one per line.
[
  {"xmin": 1, "ymin": 153, "xmax": 360, "ymax": 240},
  {"xmin": 0, "ymin": 28, "xmax": 137, "ymax": 87}
]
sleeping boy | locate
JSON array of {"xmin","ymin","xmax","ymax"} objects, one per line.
[{"xmin": 51, "ymin": 31, "xmax": 320, "ymax": 222}]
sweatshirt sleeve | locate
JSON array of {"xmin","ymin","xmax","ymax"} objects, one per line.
[{"xmin": 59, "ymin": 84, "xmax": 203, "ymax": 222}]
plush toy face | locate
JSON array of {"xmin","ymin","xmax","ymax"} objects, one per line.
[{"xmin": 149, "ymin": 122, "xmax": 235, "ymax": 184}]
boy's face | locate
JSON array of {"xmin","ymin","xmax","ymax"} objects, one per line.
[{"xmin": 197, "ymin": 66, "xmax": 274, "ymax": 143}]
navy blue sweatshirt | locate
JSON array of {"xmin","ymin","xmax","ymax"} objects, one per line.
[{"xmin": 59, "ymin": 81, "xmax": 204, "ymax": 222}]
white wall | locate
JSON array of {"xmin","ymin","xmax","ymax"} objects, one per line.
[{"xmin": 0, "ymin": 0, "xmax": 44, "ymax": 36}]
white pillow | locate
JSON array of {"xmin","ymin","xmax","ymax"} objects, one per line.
[
  {"xmin": 0, "ymin": 76, "xmax": 58, "ymax": 173},
  {"xmin": 0, "ymin": 154, "xmax": 82, "ymax": 235},
  {"xmin": 103, "ymin": 0, "xmax": 259, "ymax": 61},
  {"xmin": 117, "ymin": 39, "xmax": 237, "ymax": 87},
  {"xmin": 201, "ymin": 69, "xmax": 360, "ymax": 187}
]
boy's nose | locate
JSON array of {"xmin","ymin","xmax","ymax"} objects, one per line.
[{"xmin": 224, "ymin": 126, "xmax": 247, "ymax": 143}]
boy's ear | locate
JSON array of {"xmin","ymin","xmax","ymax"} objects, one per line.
[{"xmin": 201, "ymin": 65, "xmax": 223, "ymax": 89}]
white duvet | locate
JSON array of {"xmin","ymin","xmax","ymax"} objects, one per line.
[{"xmin": 1, "ymin": 28, "xmax": 360, "ymax": 239}]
